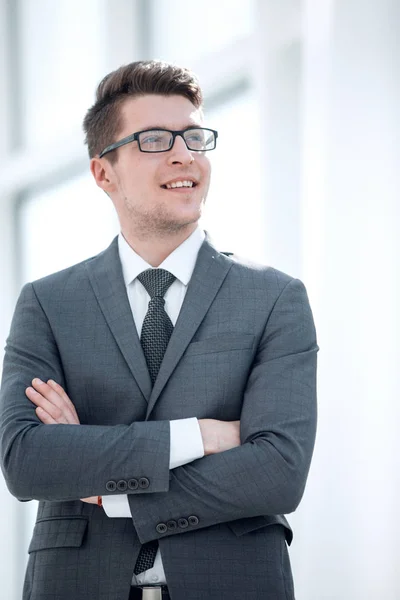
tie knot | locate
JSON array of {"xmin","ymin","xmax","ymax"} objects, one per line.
[{"xmin": 137, "ymin": 269, "xmax": 176, "ymax": 298}]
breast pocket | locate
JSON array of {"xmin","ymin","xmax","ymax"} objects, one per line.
[
  {"xmin": 184, "ymin": 333, "xmax": 255, "ymax": 357},
  {"xmin": 166, "ymin": 334, "xmax": 255, "ymax": 420},
  {"xmin": 28, "ymin": 516, "xmax": 88, "ymax": 553}
]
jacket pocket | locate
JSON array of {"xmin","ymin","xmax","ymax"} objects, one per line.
[
  {"xmin": 184, "ymin": 334, "xmax": 255, "ymax": 357},
  {"xmin": 28, "ymin": 516, "xmax": 88, "ymax": 553},
  {"xmin": 228, "ymin": 515, "xmax": 293, "ymax": 545}
]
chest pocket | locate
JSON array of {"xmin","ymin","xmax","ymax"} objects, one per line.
[{"xmin": 184, "ymin": 334, "xmax": 255, "ymax": 357}]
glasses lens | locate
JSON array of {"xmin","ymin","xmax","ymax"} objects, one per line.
[
  {"xmin": 184, "ymin": 128, "xmax": 215, "ymax": 151},
  {"xmin": 138, "ymin": 130, "xmax": 172, "ymax": 152}
]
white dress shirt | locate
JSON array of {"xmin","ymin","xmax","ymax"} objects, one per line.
[{"xmin": 102, "ymin": 226, "xmax": 206, "ymax": 587}]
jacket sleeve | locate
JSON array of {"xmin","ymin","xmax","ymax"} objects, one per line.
[
  {"xmin": 128, "ymin": 277, "xmax": 319, "ymax": 543},
  {"xmin": 0, "ymin": 282, "xmax": 171, "ymax": 501}
]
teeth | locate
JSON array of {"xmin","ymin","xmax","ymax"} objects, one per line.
[{"xmin": 165, "ymin": 180, "xmax": 194, "ymax": 189}]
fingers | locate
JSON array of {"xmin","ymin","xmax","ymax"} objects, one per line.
[
  {"xmin": 25, "ymin": 379, "xmax": 80, "ymax": 425},
  {"xmin": 26, "ymin": 384, "xmax": 69, "ymax": 424},
  {"xmin": 34, "ymin": 406, "xmax": 58, "ymax": 425},
  {"xmin": 80, "ymin": 497, "xmax": 99, "ymax": 504},
  {"xmin": 47, "ymin": 379, "xmax": 80, "ymax": 422}
]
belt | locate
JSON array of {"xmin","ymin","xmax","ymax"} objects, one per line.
[{"xmin": 129, "ymin": 585, "xmax": 170, "ymax": 599}]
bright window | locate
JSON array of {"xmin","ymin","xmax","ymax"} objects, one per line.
[
  {"xmin": 18, "ymin": 0, "xmax": 104, "ymax": 148},
  {"xmin": 19, "ymin": 173, "xmax": 119, "ymax": 284},
  {"xmin": 150, "ymin": 0, "xmax": 255, "ymax": 63},
  {"xmin": 201, "ymin": 91, "xmax": 263, "ymax": 260}
]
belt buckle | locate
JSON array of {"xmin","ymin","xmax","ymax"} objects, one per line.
[{"xmin": 141, "ymin": 586, "xmax": 162, "ymax": 600}]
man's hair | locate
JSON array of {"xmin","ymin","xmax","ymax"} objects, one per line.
[{"xmin": 83, "ymin": 60, "xmax": 204, "ymax": 163}]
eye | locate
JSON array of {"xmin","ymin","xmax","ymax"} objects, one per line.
[
  {"xmin": 186, "ymin": 132, "xmax": 203, "ymax": 143},
  {"xmin": 142, "ymin": 135, "xmax": 163, "ymax": 144},
  {"xmin": 139, "ymin": 130, "xmax": 171, "ymax": 148}
]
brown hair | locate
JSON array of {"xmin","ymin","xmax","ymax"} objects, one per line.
[{"xmin": 82, "ymin": 60, "xmax": 204, "ymax": 163}]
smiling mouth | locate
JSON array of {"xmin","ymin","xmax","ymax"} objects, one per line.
[{"xmin": 160, "ymin": 183, "xmax": 198, "ymax": 189}]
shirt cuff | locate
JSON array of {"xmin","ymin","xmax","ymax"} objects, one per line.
[
  {"xmin": 102, "ymin": 494, "xmax": 131, "ymax": 518},
  {"xmin": 103, "ymin": 418, "xmax": 204, "ymax": 518},
  {"xmin": 169, "ymin": 417, "xmax": 204, "ymax": 470}
]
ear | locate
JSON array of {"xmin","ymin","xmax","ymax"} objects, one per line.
[{"xmin": 90, "ymin": 157, "xmax": 116, "ymax": 194}]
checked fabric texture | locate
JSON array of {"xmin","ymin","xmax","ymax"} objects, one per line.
[
  {"xmin": 137, "ymin": 268, "xmax": 176, "ymax": 385},
  {"xmin": 134, "ymin": 268, "xmax": 176, "ymax": 575}
]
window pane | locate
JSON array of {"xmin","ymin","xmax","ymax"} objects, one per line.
[
  {"xmin": 201, "ymin": 91, "xmax": 264, "ymax": 260},
  {"xmin": 150, "ymin": 0, "xmax": 255, "ymax": 63},
  {"xmin": 18, "ymin": 0, "xmax": 104, "ymax": 148},
  {"xmin": 19, "ymin": 173, "xmax": 119, "ymax": 283}
]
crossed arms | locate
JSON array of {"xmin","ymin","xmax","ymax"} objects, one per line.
[
  {"xmin": 0, "ymin": 277, "xmax": 318, "ymax": 542},
  {"xmin": 25, "ymin": 377, "xmax": 241, "ymax": 505}
]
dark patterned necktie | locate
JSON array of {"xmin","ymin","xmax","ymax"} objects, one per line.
[{"xmin": 133, "ymin": 268, "xmax": 176, "ymax": 575}]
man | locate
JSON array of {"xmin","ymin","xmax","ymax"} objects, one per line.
[{"xmin": 0, "ymin": 60, "xmax": 318, "ymax": 600}]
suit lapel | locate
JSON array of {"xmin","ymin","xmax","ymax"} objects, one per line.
[
  {"xmin": 145, "ymin": 236, "xmax": 233, "ymax": 419},
  {"xmin": 85, "ymin": 237, "xmax": 152, "ymax": 402}
]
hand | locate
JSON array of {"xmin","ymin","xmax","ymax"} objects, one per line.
[
  {"xmin": 25, "ymin": 378, "xmax": 97, "ymax": 505},
  {"xmin": 197, "ymin": 419, "xmax": 241, "ymax": 456},
  {"xmin": 26, "ymin": 378, "xmax": 80, "ymax": 425},
  {"xmin": 80, "ymin": 496, "xmax": 99, "ymax": 505}
]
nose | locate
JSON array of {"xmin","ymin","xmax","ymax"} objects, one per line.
[{"xmin": 167, "ymin": 134, "xmax": 194, "ymax": 165}]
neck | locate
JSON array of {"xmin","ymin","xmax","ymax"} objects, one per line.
[{"xmin": 121, "ymin": 223, "xmax": 198, "ymax": 267}]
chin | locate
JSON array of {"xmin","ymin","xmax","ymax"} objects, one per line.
[
  {"xmin": 171, "ymin": 217, "xmax": 200, "ymax": 232},
  {"xmin": 165, "ymin": 203, "xmax": 202, "ymax": 223},
  {"xmin": 159, "ymin": 212, "xmax": 200, "ymax": 233}
]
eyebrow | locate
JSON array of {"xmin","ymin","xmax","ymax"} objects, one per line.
[{"xmin": 139, "ymin": 123, "xmax": 203, "ymax": 131}]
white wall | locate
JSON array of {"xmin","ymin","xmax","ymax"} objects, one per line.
[{"xmin": 294, "ymin": 1, "xmax": 400, "ymax": 598}]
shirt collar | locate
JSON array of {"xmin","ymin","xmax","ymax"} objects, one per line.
[{"xmin": 118, "ymin": 227, "xmax": 206, "ymax": 287}]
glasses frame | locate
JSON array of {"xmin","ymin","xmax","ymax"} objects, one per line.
[{"xmin": 98, "ymin": 126, "xmax": 218, "ymax": 158}]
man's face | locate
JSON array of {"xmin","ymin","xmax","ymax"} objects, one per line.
[{"xmin": 95, "ymin": 94, "xmax": 212, "ymax": 236}]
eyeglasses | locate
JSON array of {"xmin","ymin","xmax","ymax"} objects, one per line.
[{"xmin": 98, "ymin": 127, "xmax": 218, "ymax": 158}]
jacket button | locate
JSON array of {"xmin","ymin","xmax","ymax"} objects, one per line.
[
  {"xmin": 117, "ymin": 480, "xmax": 128, "ymax": 491},
  {"xmin": 105, "ymin": 480, "xmax": 116, "ymax": 492},
  {"xmin": 178, "ymin": 518, "xmax": 188, "ymax": 529},
  {"xmin": 167, "ymin": 520, "xmax": 177, "ymax": 530},
  {"xmin": 128, "ymin": 478, "xmax": 139, "ymax": 490},
  {"xmin": 139, "ymin": 477, "xmax": 150, "ymax": 489},
  {"xmin": 156, "ymin": 523, "xmax": 168, "ymax": 534},
  {"xmin": 188, "ymin": 515, "xmax": 199, "ymax": 526}
]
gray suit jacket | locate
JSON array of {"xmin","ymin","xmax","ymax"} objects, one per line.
[{"xmin": 0, "ymin": 234, "xmax": 318, "ymax": 600}]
